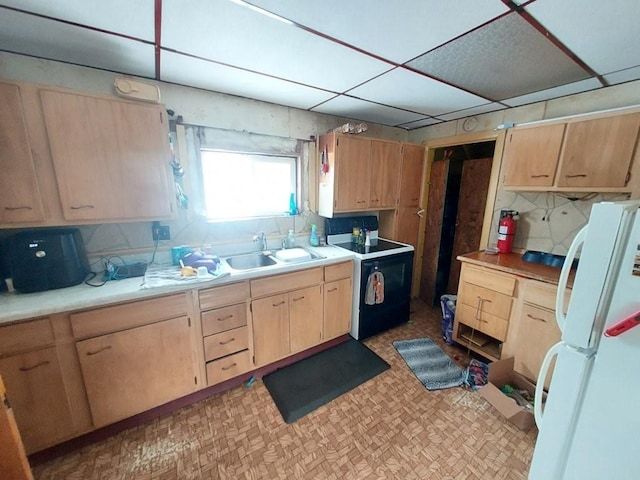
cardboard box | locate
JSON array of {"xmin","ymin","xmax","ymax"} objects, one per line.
[{"xmin": 478, "ymin": 357, "xmax": 538, "ymax": 430}]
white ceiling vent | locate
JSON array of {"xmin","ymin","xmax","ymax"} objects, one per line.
[{"xmin": 114, "ymin": 77, "xmax": 161, "ymax": 103}]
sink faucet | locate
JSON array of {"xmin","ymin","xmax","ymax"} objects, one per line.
[{"xmin": 253, "ymin": 232, "xmax": 268, "ymax": 251}]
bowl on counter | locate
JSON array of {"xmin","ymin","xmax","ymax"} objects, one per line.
[{"xmin": 522, "ymin": 250, "xmax": 579, "ymax": 269}]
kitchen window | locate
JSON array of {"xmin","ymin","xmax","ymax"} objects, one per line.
[{"xmin": 200, "ymin": 149, "xmax": 298, "ymax": 220}]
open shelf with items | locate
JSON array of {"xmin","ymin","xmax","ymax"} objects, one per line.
[{"xmin": 455, "ymin": 323, "xmax": 502, "ymax": 362}]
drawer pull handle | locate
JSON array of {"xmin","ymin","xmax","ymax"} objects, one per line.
[
  {"xmin": 327, "ymin": 287, "xmax": 338, "ymax": 292},
  {"xmin": 526, "ymin": 313, "xmax": 547, "ymax": 322},
  {"xmin": 86, "ymin": 345, "xmax": 112, "ymax": 356},
  {"xmin": 19, "ymin": 360, "xmax": 50, "ymax": 371},
  {"xmin": 219, "ymin": 338, "xmax": 235, "ymax": 345},
  {"xmin": 217, "ymin": 314, "xmax": 233, "ymax": 321},
  {"xmin": 70, "ymin": 204, "xmax": 95, "ymax": 210},
  {"xmin": 479, "ymin": 319, "xmax": 489, "ymax": 324},
  {"xmin": 530, "ymin": 174, "xmax": 549, "ymax": 178},
  {"xmin": 4, "ymin": 205, "xmax": 33, "ymax": 211},
  {"xmin": 293, "ymin": 296, "xmax": 305, "ymax": 301},
  {"xmin": 565, "ymin": 174, "xmax": 587, "ymax": 178},
  {"xmin": 356, "ymin": 200, "xmax": 366, "ymax": 204},
  {"xmin": 272, "ymin": 301, "xmax": 286, "ymax": 307},
  {"xmin": 221, "ymin": 363, "xmax": 237, "ymax": 371}
]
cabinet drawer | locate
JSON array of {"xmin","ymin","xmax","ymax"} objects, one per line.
[
  {"xmin": 0, "ymin": 318, "xmax": 54, "ymax": 356},
  {"xmin": 324, "ymin": 261, "xmax": 352, "ymax": 282},
  {"xmin": 524, "ymin": 280, "xmax": 571, "ymax": 313},
  {"xmin": 206, "ymin": 350, "xmax": 252, "ymax": 386},
  {"xmin": 70, "ymin": 293, "xmax": 188, "ymax": 339},
  {"xmin": 203, "ymin": 326, "xmax": 249, "ymax": 362},
  {"xmin": 250, "ymin": 267, "xmax": 322, "ymax": 298},
  {"xmin": 458, "ymin": 282, "xmax": 512, "ymax": 320},
  {"xmin": 201, "ymin": 303, "xmax": 247, "ymax": 336},
  {"xmin": 457, "ymin": 303, "xmax": 509, "ymax": 341},
  {"xmin": 199, "ymin": 281, "xmax": 249, "ymax": 310},
  {"xmin": 463, "ymin": 265, "xmax": 516, "ymax": 296}
]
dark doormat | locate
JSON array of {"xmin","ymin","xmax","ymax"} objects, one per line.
[{"xmin": 263, "ymin": 339, "xmax": 390, "ymax": 423}]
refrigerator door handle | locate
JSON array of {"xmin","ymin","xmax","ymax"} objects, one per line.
[
  {"xmin": 556, "ymin": 225, "xmax": 588, "ymax": 331},
  {"xmin": 534, "ymin": 342, "xmax": 563, "ymax": 428}
]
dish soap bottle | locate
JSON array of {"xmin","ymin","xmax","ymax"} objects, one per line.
[
  {"xmin": 309, "ymin": 224, "xmax": 319, "ymax": 247},
  {"xmin": 287, "ymin": 229, "xmax": 296, "ymax": 248}
]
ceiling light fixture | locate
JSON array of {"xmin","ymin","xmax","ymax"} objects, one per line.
[{"xmin": 229, "ymin": 0, "xmax": 294, "ymax": 25}]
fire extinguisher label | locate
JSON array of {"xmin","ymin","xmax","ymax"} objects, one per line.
[{"xmin": 499, "ymin": 225, "xmax": 508, "ymax": 234}]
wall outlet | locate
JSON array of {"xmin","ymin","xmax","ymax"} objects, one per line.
[{"xmin": 151, "ymin": 221, "xmax": 170, "ymax": 241}]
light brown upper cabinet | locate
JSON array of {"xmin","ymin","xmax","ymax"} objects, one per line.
[
  {"xmin": 0, "ymin": 82, "xmax": 45, "ymax": 223},
  {"xmin": 502, "ymin": 111, "xmax": 640, "ymax": 192},
  {"xmin": 398, "ymin": 143, "xmax": 425, "ymax": 207},
  {"xmin": 318, "ymin": 133, "xmax": 402, "ymax": 217},
  {"xmin": 40, "ymin": 89, "xmax": 174, "ymax": 221},
  {"xmin": 502, "ymin": 124, "xmax": 566, "ymax": 188},
  {"xmin": 556, "ymin": 113, "xmax": 640, "ymax": 188}
]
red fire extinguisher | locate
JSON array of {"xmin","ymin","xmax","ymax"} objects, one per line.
[{"xmin": 497, "ymin": 210, "xmax": 518, "ymax": 253}]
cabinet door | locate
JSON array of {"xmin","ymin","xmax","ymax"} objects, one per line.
[
  {"xmin": 40, "ymin": 90, "xmax": 173, "ymax": 221},
  {"xmin": 398, "ymin": 144, "xmax": 424, "ymax": 206},
  {"xmin": 323, "ymin": 278, "xmax": 352, "ymax": 340},
  {"xmin": 557, "ymin": 113, "xmax": 640, "ymax": 188},
  {"xmin": 252, "ymin": 294, "xmax": 290, "ymax": 366},
  {"xmin": 0, "ymin": 347, "xmax": 74, "ymax": 454},
  {"xmin": 369, "ymin": 140, "xmax": 401, "ymax": 209},
  {"xmin": 289, "ymin": 285, "xmax": 322, "ymax": 352},
  {"xmin": 0, "ymin": 82, "xmax": 45, "ymax": 223},
  {"xmin": 502, "ymin": 124, "xmax": 565, "ymax": 187},
  {"xmin": 394, "ymin": 206, "xmax": 421, "ymax": 247},
  {"xmin": 334, "ymin": 136, "xmax": 371, "ymax": 211},
  {"xmin": 76, "ymin": 316, "xmax": 196, "ymax": 428}
]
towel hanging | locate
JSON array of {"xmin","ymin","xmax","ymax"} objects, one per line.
[{"xmin": 365, "ymin": 270, "xmax": 385, "ymax": 305}]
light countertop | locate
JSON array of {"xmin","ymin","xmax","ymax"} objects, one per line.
[{"xmin": 0, "ymin": 245, "xmax": 354, "ymax": 326}]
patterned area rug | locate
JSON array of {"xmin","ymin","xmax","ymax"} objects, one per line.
[{"xmin": 393, "ymin": 338, "xmax": 464, "ymax": 390}]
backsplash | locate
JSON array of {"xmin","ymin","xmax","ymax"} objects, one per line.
[{"xmin": 490, "ymin": 191, "xmax": 630, "ymax": 255}]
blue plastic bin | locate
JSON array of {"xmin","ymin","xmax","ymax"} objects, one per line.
[{"xmin": 440, "ymin": 294, "xmax": 457, "ymax": 345}]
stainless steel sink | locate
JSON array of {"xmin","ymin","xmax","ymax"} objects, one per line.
[{"xmin": 225, "ymin": 252, "xmax": 277, "ymax": 270}]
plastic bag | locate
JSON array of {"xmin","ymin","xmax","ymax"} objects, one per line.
[{"xmin": 440, "ymin": 294, "xmax": 457, "ymax": 345}]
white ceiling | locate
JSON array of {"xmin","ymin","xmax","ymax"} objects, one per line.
[{"xmin": 1, "ymin": 0, "xmax": 638, "ymax": 130}]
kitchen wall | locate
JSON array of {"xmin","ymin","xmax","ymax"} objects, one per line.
[
  {"xmin": 0, "ymin": 52, "xmax": 408, "ymax": 262},
  {"xmin": 408, "ymin": 78, "xmax": 640, "ymax": 255}
]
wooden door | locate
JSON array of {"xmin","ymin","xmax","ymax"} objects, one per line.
[
  {"xmin": 323, "ymin": 278, "xmax": 352, "ymax": 340},
  {"xmin": 334, "ymin": 136, "xmax": 371, "ymax": 211},
  {"xmin": 0, "ymin": 374, "xmax": 33, "ymax": 480},
  {"xmin": 251, "ymin": 294, "xmax": 290, "ymax": 366},
  {"xmin": 40, "ymin": 90, "xmax": 173, "ymax": 221},
  {"xmin": 419, "ymin": 159, "xmax": 449, "ymax": 306},
  {"xmin": 76, "ymin": 316, "xmax": 195, "ymax": 428},
  {"xmin": 0, "ymin": 82, "xmax": 45, "ymax": 224},
  {"xmin": 447, "ymin": 157, "xmax": 493, "ymax": 294},
  {"xmin": 557, "ymin": 113, "xmax": 640, "ymax": 188},
  {"xmin": 399, "ymin": 144, "xmax": 425, "ymax": 206},
  {"xmin": 502, "ymin": 124, "xmax": 565, "ymax": 187},
  {"xmin": 369, "ymin": 140, "xmax": 401, "ymax": 209},
  {"xmin": 0, "ymin": 347, "xmax": 74, "ymax": 453},
  {"xmin": 289, "ymin": 285, "xmax": 323, "ymax": 352}
]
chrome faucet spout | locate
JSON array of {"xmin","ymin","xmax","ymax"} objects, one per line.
[{"xmin": 253, "ymin": 232, "xmax": 268, "ymax": 251}]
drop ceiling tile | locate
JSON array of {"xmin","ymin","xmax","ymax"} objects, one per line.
[
  {"xmin": 396, "ymin": 117, "xmax": 442, "ymax": 130},
  {"xmin": 604, "ymin": 66, "xmax": 640, "ymax": 86},
  {"xmin": 502, "ymin": 78, "xmax": 602, "ymax": 107},
  {"xmin": 437, "ymin": 102, "xmax": 505, "ymax": 121},
  {"xmin": 0, "ymin": 9, "xmax": 155, "ymax": 77},
  {"xmin": 406, "ymin": 12, "xmax": 591, "ymax": 100},
  {"xmin": 348, "ymin": 68, "xmax": 488, "ymax": 117},
  {"xmin": 312, "ymin": 95, "xmax": 425, "ymax": 127},
  {"xmin": 161, "ymin": 51, "xmax": 336, "ymax": 110},
  {"xmin": 161, "ymin": 0, "xmax": 392, "ymax": 93},
  {"xmin": 1, "ymin": 0, "xmax": 155, "ymax": 41},
  {"xmin": 247, "ymin": 0, "xmax": 509, "ymax": 64},
  {"xmin": 525, "ymin": 0, "xmax": 640, "ymax": 75}
]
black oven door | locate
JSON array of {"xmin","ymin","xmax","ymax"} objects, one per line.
[{"xmin": 358, "ymin": 251, "xmax": 413, "ymax": 340}]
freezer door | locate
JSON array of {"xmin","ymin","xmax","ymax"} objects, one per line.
[
  {"xmin": 529, "ymin": 346, "xmax": 594, "ymax": 480},
  {"xmin": 562, "ymin": 202, "xmax": 637, "ymax": 349}
]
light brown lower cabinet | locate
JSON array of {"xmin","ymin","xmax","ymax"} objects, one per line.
[
  {"xmin": 0, "ymin": 373, "xmax": 33, "ymax": 480},
  {"xmin": 323, "ymin": 277, "xmax": 352, "ymax": 340},
  {"xmin": 76, "ymin": 316, "xmax": 197, "ymax": 428},
  {"xmin": 252, "ymin": 293, "xmax": 292, "ymax": 366}
]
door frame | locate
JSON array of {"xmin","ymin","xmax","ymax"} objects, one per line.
[{"xmin": 414, "ymin": 130, "xmax": 506, "ymax": 297}]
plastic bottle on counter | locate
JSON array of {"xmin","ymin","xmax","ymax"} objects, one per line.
[
  {"xmin": 287, "ymin": 229, "xmax": 296, "ymax": 248},
  {"xmin": 309, "ymin": 224, "xmax": 319, "ymax": 247}
]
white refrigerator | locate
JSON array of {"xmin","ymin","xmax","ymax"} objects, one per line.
[{"xmin": 529, "ymin": 199, "xmax": 640, "ymax": 479}]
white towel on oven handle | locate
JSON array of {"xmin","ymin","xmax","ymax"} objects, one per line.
[{"xmin": 365, "ymin": 271, "xmax": 385, "ymax": 305}]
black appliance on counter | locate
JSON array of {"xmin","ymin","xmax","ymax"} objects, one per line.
[{"xmin": 8, "ymin": 228, "xmax": 90, "ymax": 293}]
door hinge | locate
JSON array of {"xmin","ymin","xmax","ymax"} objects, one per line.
[
  {"xmin": 188, "ymin": 317, "xmax": 191, "ymax": 327},
  {"xmin": 625, "ymin": 170, "xmax": 631, "ymax": 185},
  {"xmin": 160, "ymin": 111, "xmax": 163, "ymax": 124}
]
